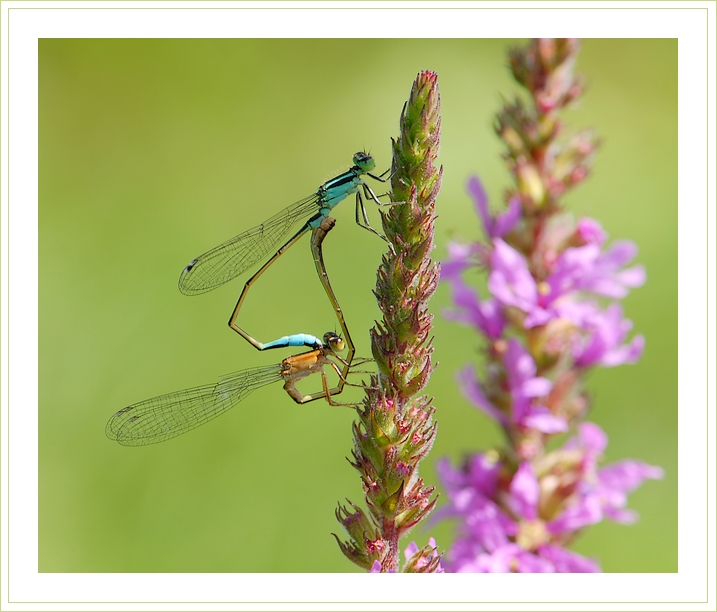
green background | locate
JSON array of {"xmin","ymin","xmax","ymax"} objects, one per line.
[{"xmin": 39, "ymin": 39, "xmax": 677, "ymax": 573}]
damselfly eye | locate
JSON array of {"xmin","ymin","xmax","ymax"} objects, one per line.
[
  {"xmin": 353, "ymin": 152, "xmax": 375, "ymax": 173},
  {"xmin": 323, "ymin": 332, "xmax": 345, "ymax": 352}
]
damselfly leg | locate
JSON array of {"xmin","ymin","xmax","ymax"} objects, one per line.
[
  {"xmin": 229, "ymin": 216, "xmax": 367, "ymax": 401},
  {"xmin": 226, "ymin": 226, "xmax": 310, "ymax": 350}
]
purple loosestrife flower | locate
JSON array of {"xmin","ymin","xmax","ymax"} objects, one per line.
[
  {"xmin": 572, "ymin": 303, "xmax": 645, "ymax": 368},
  {"xmin": 443, "ymin": 247, "xmax": 505, "ymax": 340},
  {"xmin": 468, "ymin": 176, "xmax": 521, "ymax": 239},
  {"xmin": 437, "ymin": 39, "xmax": 662, "ymax": 572},
  {"xmin": 436, "ymin": 423, "xmax": 662, "ymax": 572},
  {"xmin": 456, "ymin": 339, "xmax": 567, "ymax": 436},
  {"xmin": 487, "ymin": 236, "xmax": 646, "ymax": 329}
]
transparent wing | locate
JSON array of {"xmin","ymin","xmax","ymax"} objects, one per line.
[
  {"xmin": 106, "ymin": 364, "xmax": 282, "ymax": 446},
  {"xmin": 178, "ymin": 194, "xmax": 321, "ymax": 295}
]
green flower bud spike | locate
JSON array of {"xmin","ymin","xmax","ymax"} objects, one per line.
[{"xmin": 333, "ymin": 71, "xmax": 443, "ymax": 573}]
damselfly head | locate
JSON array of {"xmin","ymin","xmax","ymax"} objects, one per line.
[
  {"xmin": 323, "ymin": 331, "xmax": 345, "ymax": 353},
  {"xmin": 353, "ymin": 151, "xmax": 376, "ymax": 173}
]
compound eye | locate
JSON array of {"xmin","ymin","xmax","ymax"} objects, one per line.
[
  {"xmin": 323, "ymin": 332, "xmax": 345, "ymax": 352},
  {"xmin": 352, "ymin": 152, "xmax": 375, "ymax": 173}
]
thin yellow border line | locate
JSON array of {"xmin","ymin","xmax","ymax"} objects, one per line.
[{"xmin": 2, "ymin": 4, "xmax": 704, "ymax": 608}]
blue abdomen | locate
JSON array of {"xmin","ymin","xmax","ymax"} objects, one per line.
[{"xmin": 261, "ymin": 334, "xmax": 322, "ymax": 351}]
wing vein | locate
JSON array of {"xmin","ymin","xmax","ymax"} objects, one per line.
[
  {"xmin": 178, "ymin": 194, "xmax": 320, "ymax": 294},
  {"xmin": 105, "ymin": 364, "xmax": 282, "ymax": 446}
]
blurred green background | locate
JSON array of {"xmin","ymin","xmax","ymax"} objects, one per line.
[{"xmin": 39, "ymin": 39, "xmax": 676, "ymax": 573}]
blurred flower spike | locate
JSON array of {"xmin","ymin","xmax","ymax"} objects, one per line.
[
  {"xmin": 436, "ymin": 423, "xmax": 663, "ymax": 572},
  {"xmin": 437, "ymin": 39, "xmax": 662, "ymax": 572}
]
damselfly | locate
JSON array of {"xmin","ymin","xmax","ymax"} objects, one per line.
[
  {"xmin": 105, "ymin": 331, "xmax": 360, "ymax": 446},
  {"xmin": 229, "ymin": 216, "xmax": 356, "ymax": 396},
  {"xmin": 178, "ymin": 152, "xmax": 389, "ymax": 297}
]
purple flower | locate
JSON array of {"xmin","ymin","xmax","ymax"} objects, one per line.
[
  {"xmin": 507, "ymin": 458, "xmax": 602, "ymax": 536},
  {"xmin": 468, "ymin": 175, "xmax": 521, "ymax": 239},
  {"xmin": 437, "ymin": 417, "xmax": 661, "ymax": 573},
  {"xmin": 434, "ymin": 456, "xmax": 513, "ymax": 548},
  {"xmin": 454, "ymin": 543, "xmax": 558, "ymax": 573},
  {"xmin": 441, "ymin": 241, "xmax": 482, "ymax": 279},
  {"xmin": 547, "ymin": 492, "xmax": 603, "ymax": 534},
  {"xmin": 503, "ymin": 339, "xmax": 567, "ymax": 433},
  {"xmin": 547, "ymin": 241, "xmax": 646, "ymax": 301},
  {"xmin": 488, "ymin": 238, "xmax": 546, "ymax": 324},
  {"xmin": 436, "ymin": 465, "xmax": 522, "ymax": 572},
  {"xmin": 510, "ymin": 462, "xmax": 540, "ymax": 520},
  {"xmin": 456, "ymin": 339, "xmax": 567, "ymax": 434},
  {"xmin": 437, "ymin": 454, "xmax": 601, "ymax": 573},
  {"xmin": 436, "ymin": 453, "xmax": 501, "ymax": 500},
  {"xmin": 573, "ymin": 303, "xmax": 645, "ymax": 367},
  {"xmin": 456, "ymin": 365, "xmax": 509, "ymax": 427},
  {"xmin": 443, "ymin": 240, "xmax": 506, "ymax": 339},
  {"xmin": 597, "ymin": 460, "xmax": 664, "ymax": 523},
  {"xmin": 489, "ymin": 237, "xmax": 645, "ymax": 330},
  {"xmin": 576, "ymin": 218, "xmax": 607, "ymax": 247},
  {"xmin": 555, "ymin": 422, "xmax": 664, "ymax": 527},
  {"xmin": 538, "ymin": 544, "xmax": 601, "ymax": 572}
]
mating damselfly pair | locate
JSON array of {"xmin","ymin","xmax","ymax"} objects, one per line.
[{"xmin": 106, "ymin": 153, "xmax": 394, "ymax": 446}]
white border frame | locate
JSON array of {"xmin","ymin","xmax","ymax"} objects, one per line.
[{"xmin": 1, "ymin": 2, "xmax": 714, "ymax": 611}]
